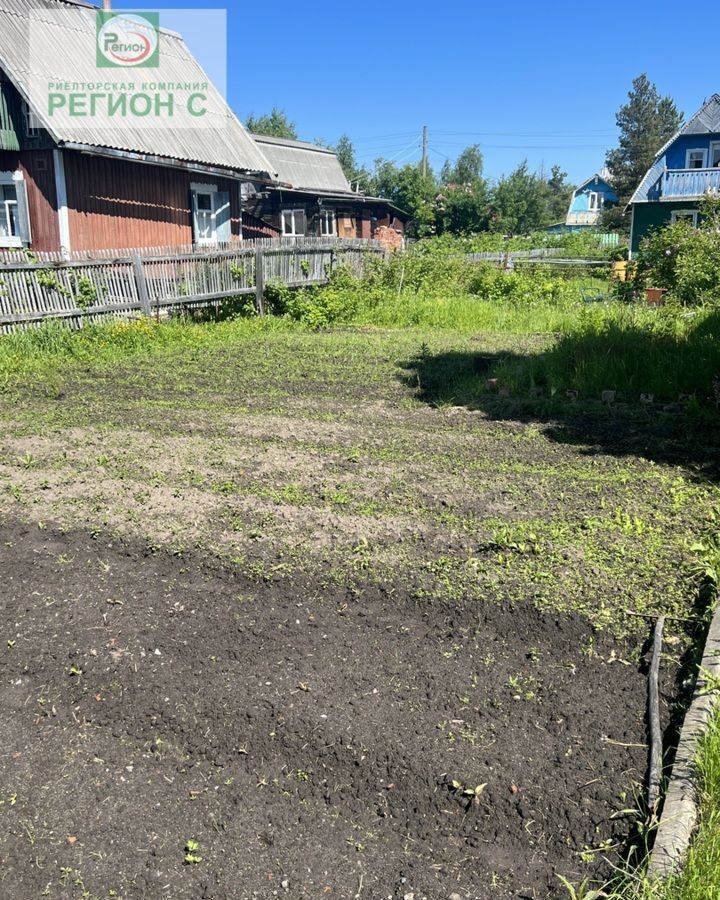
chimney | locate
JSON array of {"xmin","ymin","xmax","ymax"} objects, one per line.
[{"xmin": 103, "ymin": 0, "xmax": 112, "ymax": 9}]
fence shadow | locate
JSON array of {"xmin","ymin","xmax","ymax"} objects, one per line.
[{"xmin": 397, "ymin": 346, "xmax": 720, "ymax": 483}]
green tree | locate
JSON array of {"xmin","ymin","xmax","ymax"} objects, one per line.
[
  {"xmin": 437, "ymin": 145, "xmax": 490, "ymax": 234},
  {"xmin": 334, "ymin": 134, "xmax": 357, "ymax": 179},
  {"xmin": 605, "ymin": 74, "xmax": 682, "ymax": 207},
  {"xmin": 489, "ymin": 162, "xmax": 547, "ymax": 234},
  {"xmin": 371, "ymin": 160, "xmax": 438, "ymax": 236},
  {"xmin": 245, "ymin": 107, "xmax": 298, "ymax": 139},
  {"xmin": 440, "ymin": 144, "xmax": 484, "ymax": 185},
  {"xmin": 541, "ymin": 165, "xmax": 574, "ymax": 224}
]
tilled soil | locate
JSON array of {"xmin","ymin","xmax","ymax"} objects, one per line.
[{"xmin": 0, "ymin": 520, "xmax": 653, "ymax": 900}]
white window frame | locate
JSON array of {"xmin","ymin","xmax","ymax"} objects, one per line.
[
  {"xmin": 671, "ymin": 209, "xmax": 699, "ymax": 227},
  {"xmin": 0, "ymin": 171, "xmax": 21, "ymax": 248},
  {"xmin": 319, "ymin": 208, "xmax": 336, "ymax": 237},
  {"xmin": 281, "ymin": 208, "xmax": 306, "ymax": 238},
  {"xmin": 686, "ymin": 148, "xmax": 707, "ymax": 169},
  {"xmin": 710, "ymin": 142, "xmax": 720, "ymax": 168},
  {"xmin": 191, "ymin": 182, "xmax": 218, "ymax": 244},
  {"xmin": 587, "ymin": 192, "xmax": 604, "ymax": 211},
  {"xmin": 22, "ymin": 101, "xmax": 41, "ymax": 138}
]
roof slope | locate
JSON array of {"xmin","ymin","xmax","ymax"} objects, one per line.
[
  {"xmin": 0, "ymin": 0, "xmax": 274, "ymax": 176},
  {"xmin": 575, "ymin": 172, "xmax": 616, "ymax": 193},
  {"xmin": 252, "ymin": 134, "xmax": 352, "ymax": 193},
  {"xmin": 629, "ymin": 94, "xmax": 720, "ymax": 205}
]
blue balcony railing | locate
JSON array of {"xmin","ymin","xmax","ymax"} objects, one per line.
[{"xmin": 661, "ymin": 168, "xmax": 720, "ymax": 199}]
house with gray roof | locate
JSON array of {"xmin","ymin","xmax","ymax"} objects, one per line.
[
  {"xmin": 0, "ymin": 0, "xmax": 274, "ymax": 253},
  {"xmin": 629, "ymin": 94, "xmax": 720, "ymax": 254},
  {"xmin": 246, "ymin": 134, "xmax": 407, "ymax": 240}
]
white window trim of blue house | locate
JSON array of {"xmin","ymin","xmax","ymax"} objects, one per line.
[
  {"xmin": 671, "ymin": 209, "xmax": 699, "ymax": 227},
  {"xmin": 686, "ymin": 149, "xmax": 707, "ymax": 169},
  {"xmin": 711, "ymin": 142, "xmax": 720, "ymax": 168}
]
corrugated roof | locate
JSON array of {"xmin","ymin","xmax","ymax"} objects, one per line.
[
  {"xmin": 252, "ymin": 134, "xmax": 352, "ymax": 193},
  {"xmin": 0, "ymin": 0, "xmax": 274, "ymax": 176},
  {"xmin": 629, "ymin": 94, "xmax": 720, "ymax": 205}
]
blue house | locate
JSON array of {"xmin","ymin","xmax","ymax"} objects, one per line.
[
  {"xmin": 629, "ymin": 93, "xmax": 720, "ymax": 254},
  {"xmin": 565, "ymin": 171, "xmax": 618, "ymax": 228}
]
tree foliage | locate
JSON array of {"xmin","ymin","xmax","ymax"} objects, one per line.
[
  {"xmin": 245, "ymin": 107, "xmax": 298, "ymax": 139},
  {"xmin": 605, "ymin": 74, "xmax": 682, "ymax": 206}
]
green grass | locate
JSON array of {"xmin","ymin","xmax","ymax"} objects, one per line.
[
  {"xmin": 600, "ymin": 709, "xmax": 720, "ymax": 900},
  {"xmin": 652, "ymin": 711, "xmax": 720, "ymax": 899}
]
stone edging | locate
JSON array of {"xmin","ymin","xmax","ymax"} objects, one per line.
[{"xmin": 647, "ymin": 600, "xmax": 720, "ymax": 878}]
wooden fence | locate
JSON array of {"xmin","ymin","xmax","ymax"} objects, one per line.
[{"xmin": 0, "ymin": 238, "xmax": 385, "ymax": 331}]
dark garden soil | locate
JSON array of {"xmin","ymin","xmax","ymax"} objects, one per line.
[{"xmin": 0, "ymin": 520, "xmax": 659, "ymax": 900}]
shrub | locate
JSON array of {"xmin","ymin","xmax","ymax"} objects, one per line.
[{"xmin": 634, "ymin": 195, "xmax": 720, "ymax": 305}]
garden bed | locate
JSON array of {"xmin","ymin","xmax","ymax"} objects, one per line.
[{"xmin": 0, "ymin": 321, "xmax": 715, "ymax": 898}]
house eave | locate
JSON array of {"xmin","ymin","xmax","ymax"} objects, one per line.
[{"xmin": 58, "ymin": 142, "xmax": 275, "ymax": 183}]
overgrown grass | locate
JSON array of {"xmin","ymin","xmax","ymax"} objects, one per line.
[
  {"xmin": 493, "ymin": 304, "xmax": 720, "ymax": 401},
  {"xmin": 0, "ymin": 315, "xmax": 296, "ymax": 389}
]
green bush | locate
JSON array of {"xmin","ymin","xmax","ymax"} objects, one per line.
[{"xmin": 634, "ymin": 196, "xmax": 720, "ymax": 305}]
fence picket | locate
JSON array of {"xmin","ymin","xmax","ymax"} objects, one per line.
[{"xmin": 0, "ymin": 239, "xmax": 386, "ymax": 331}]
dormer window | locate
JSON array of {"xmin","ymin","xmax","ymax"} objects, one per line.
[{"xmin": 686, "ymin": 149, "xmax": 707, "ymax": 169}]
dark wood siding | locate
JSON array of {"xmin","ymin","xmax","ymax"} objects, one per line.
[
  {"xmin": 247, "ymin": 188, "xmax": 405, "ymax": 239},
  {"xmin": 63, "ymin": 153, "xmax": 242, "ymax": 252},
  {"xmin": 0, "ymin": 149, "xmax": 60, "ymax": 252}
]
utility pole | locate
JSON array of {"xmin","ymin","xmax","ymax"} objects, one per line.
[{"xmin": 421, "ymin": 125, "xmax": 427, "ymax": 178}]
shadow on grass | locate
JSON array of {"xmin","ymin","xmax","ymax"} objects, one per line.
[{"xmin": 398, "ymin": 343, "xmax": 720, "ymax": 483}]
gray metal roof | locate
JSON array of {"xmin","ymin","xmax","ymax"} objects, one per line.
[
  {"xmin": 629, "ymin": 94, "xmax": 720, "ymax": 205},
  {"xmin": 0, "ymin": 0, "xmax": 274, "ymax": 176},
  {"xmin": 251, "ymin": 134, "xmax": 352, "ymax": 193}
]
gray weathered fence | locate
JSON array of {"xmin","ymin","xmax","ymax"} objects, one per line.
[{"xmin": 0, "ymin": 237, "xmax": 385, "ymax": 332}]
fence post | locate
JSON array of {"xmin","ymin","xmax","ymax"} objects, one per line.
[
  {"xmin": 254, "ymin": 248, "xmax": 265, "ymax": 315},
  {"xmin": 132, "ymin": 253, "xmax": 152, "ymax": 316}
]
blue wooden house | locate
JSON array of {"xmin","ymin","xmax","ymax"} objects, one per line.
[
  {"xmin": 629, "ymin": 94, "xmax": 720, "ymax": 254},
  {"xmin": 545, "ymin": 170, "xmax": 618, "ymax": 233},
  {"xmin": 565, "ymin": 171, "xmax": 618, "ymax": 228}
]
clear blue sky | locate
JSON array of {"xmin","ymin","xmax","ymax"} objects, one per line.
[{"xmin": 115, "ymin": 0, "xmax": 714, "ymax": 185}]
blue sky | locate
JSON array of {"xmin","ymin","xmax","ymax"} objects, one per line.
[{"xmin": 115, "ymin": 0, "xmax": 715, "ymax": 185}]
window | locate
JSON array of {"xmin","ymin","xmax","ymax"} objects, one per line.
[
  {"xmin": 686, "ymin": 149, "xmax": 707, "ymax": 169},
  {"xmin": 0, "ymin": 172, "xmax": 30, "ymax": 247},
  {"xmin": 0, "ymin": 182, "xmax": 18, "ymax": 240},
  {"xmin": 22, "ymin": 101, "xmax": 41, "ymax": 138},
  {"xmin": 319, "ymin": 208, "xmax": 336, "ymax": 237},
  {"xmin": 191, "ymin": 183, "xmax": 231, "ymax": 245},
  {"xmin": 281, "ymin": 209, "xmax": 306, "ymax": 237},
  {"xmin": 588, "ymin": 192, "xmax": 604, "ymax": 211},
  {"xmin": 671, "ymin": 209, "xmax": 699, "ymax": 227},
  {"xmin": 710, "ymin": 142, "xmax": 720, "ymax": 168}
]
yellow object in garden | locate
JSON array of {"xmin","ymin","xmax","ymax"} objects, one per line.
[
  {"xmin": 610, "ymin": 259, "xmax": 628, "ymax": 281},
  {"xmin": 611, "ymin": 260, "xmax": 628, "ymax": 282}
]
